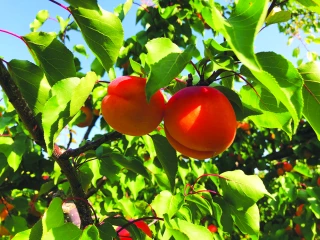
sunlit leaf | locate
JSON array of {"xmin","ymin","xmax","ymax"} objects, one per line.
[
  {"xmin": 298, "ymin": 61, "xmax": 320, "ymax": 140},
  {"xmin": 145, "ymin": 38, "xmax": 195, "ymax": 100},
  {"xmin": 22, "ymin": 32, "xmax": 76, "ymax": 85},
  {"xmin": 69, "ymin": 5, "xmax": 124, "ymax": 71}
]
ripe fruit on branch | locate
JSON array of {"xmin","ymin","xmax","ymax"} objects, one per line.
[
  {"xmin": 283, "ymin": 162, "xmax": 293, "ymax": 172},
  {"xmin": 277, "ymin": 168, "xmax": 284, "ymax": 176},
  {"xmin": 0, "ymin": 198, "xmax": 14, "ymax": 221},
  {"xmin": 101, "ymin": 76, "xmax": 165, "ymax": 136},
  {"xmin": 294, "ymin": 224, "xmax": 302, "ymax": 236},
  {"xmin": 237, "ymin": 122, "xmax": 250, "ymax": 131},
  {"xmin": 0, "ymin": 226, "xmax": 10, "ymax": 236},
  {"xmin": 164, "ymin": 86, "xmax": 237, "ymax": 159},
  {"xmin": 208, "ymin": 224, "xmax": 218, "ymax": 233},
  {"xmin": 117, "ymin": 220, "xmax": 152, "ymax": 240},
  {"xmin": 76, "ymin": 106, "xmax": 93, "ymax": 128},
  {"xmin": 296, "ymin": 204, "xmax": 304, "ymax": 216}
]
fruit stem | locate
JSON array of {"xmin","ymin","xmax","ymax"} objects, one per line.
[
  {"xmin": 0, "ymin": 29, "xmax": 22, "ymax": 40},
  {"xmin": 48, "ymin": 0, "xmax": 71, "ymax": 13},
  {"xmin": 186, "ymin": 74, "xmax": 193, "ymax": 87}
]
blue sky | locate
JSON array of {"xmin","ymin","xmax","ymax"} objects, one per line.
[{"xmin": 0, "ymin": 0, "xmax": 319, "ymax": 145}]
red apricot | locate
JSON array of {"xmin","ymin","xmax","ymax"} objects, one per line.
[
  {"xmin": 0, "ymin": 226, "xmax": 10, "ymax": 236},
  {"xmin": 317, "ymin": 177, "xmax": 320, "ymax": 187},
  {"xmin": 283, "ymin": 162, "xmax": 293, "ymax": 172},
  {"xmin": 296, "ymin": 204, "xmax": 304, "ymax": 216},
  {"xmin": 164, "ymin": 86, "xmax": 237, "ymax": 159},
  {"xmin": 101, "ymin": 76, "xmax": 165, "ymax": 136},
  {"xmin": 294, "ymin": 224, "xmax": 302, "ymax": 236},
  {"xmin": 208, "ymin": 224, "xmax": 218, "ymax": 233},
  {"xmin": 277, "ymin": 168, "xmax": 284, "ymax": 176},
  {"xmin": 0, "ymin": 198, "xmax": 14, "ymax": 221},
  {"xmin": 118, "ymin": 220, "xmax": 152, "ymax": 240},
  {"xmin": 77, "ymin": 106, "xmax": 93, "ymax": 128}
]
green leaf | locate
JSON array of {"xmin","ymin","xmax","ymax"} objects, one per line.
[
  {"xmin": 125, "ymin": 174, "xmax": 146, "ymax": 200},
  {"xmin": 151, "ymin": 191, "xmax": 184, "ymax": 218},
  {"xmin": 145, "ymin": 38, "xmax": 195, "ymax": 100},
  {"xmin": 164, "ymin": 215, "xmax": 213, "ymax": 240},
  {"xmin": 42, "ymin": 223, "xmax": 82, "ymax": 240},
  {"xmin": 69, "ymin": 5, "xmax": 124, "ymax": 71},
  {"xmin": 42, "ymin": 72, "xmax": 97, "ymax": 155},
  {"xmin": 81, "ymin": 225, "xmax": 100, "ymax": 240},
  {"xmin": 129, "ymin": 58, "xmax": 146, "ymax": 75},
  {"xmin": 240, "ymin": 83, "xmax": 293, "ymax": 136},
  {"xmin": 213, "ymin": 198, "xmax": 234, "ymax": 233},
  {"xmin": 73, "ymin": 44, "xmax": 89, "ymax": 58},
  {"xmin": 0, "ymin": 136, "xmax": 27, "ymax": 171},
  {"xmin": 220, "ymin": 170, "xmax": 271, "ymax": 210},
  {"xmin": 298, "ymin": 62, "xmax": 320, "ymax": 140},
  {"xmin": 114, "ymin": 0, "xmax": 133, "ymax": 21},
  {"xmin": 295, "ymin": 0, "xmax": 320, "ymax": 14},
  {"xmin": 22, "ymin": 32, "xmax": 76, "ymax": 85},
  {"xmin": 3, "ymin": 216, "xmax": 28, "ymax": 235},
  {"xmin": 203, "ymin": 0, "xmax": 269, "ymax": 71},
  {"xmin": 30, "ymin": 10, "xmax": 50, "ymax": 32},
  {"xmin": 231, "ymin": 203, "xmax": 260, "ymax": 237},
  {"xmin": 292, "ymin": 47, "xmax": 300, "ymax": 58},
  {"xmin": 241, "ymin": 52, "xmax": 304, "ymax": 133},
  {"xmin": 30, "ymin": 218, "xmax": 43, "ymax": 240},
  {"xmin": 150, "ymin": 134, "xmax": 178, "ymax": 192},
  {"xmin": 64, "ymin": 0, "xmax": 99, "ymax": 10},
  {"xmin": 97, "ymin": 221, "xmax": 117, "ymax": 240},
  {"xmin": 42, "ymin": 198, "xmax": 64, "ymax": 233},
  {"xmin": 185, "ymin": 194, "xmax": 213, "ymax": 216},
  {"xmin": 265, "ymin": 8, "xmax": 291, "ymax": 25},
  {"xmin": 11, "ymin": 229, "xmax": 31, "ymax": 240},
  {"xmin": 105, "ymin": 153, "xmax": 149, "ymax": 179},
  {"xmin": 8, "ymin": 59, "xmax": 51, "ymax": 117},
  {"xmin": 293, "ymin": 162, "xmax": 312, "ymax": 178}
]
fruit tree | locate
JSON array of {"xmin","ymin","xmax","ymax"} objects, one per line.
[{"xmin": 0, "ymin": 0, "xmax": 320, "ymax": 239}]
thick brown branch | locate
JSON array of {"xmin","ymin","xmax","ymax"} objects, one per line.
[
  {"xmin": 0, "ymin": 61, "xmax": 45, "ymax": 148},
  {"xmin": 60, "ymin": 131, "xmax": 123, "ymax": 159},
  {"xmin": 85, "ymin": 176, "xmax": 107, "ymax": 198},
  {"xmin": 0, "ymin": 61, "xmax": 93, "ymax": 228}
]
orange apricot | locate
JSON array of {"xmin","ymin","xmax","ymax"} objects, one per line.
[
  {"xmin": 296, "ymin": 204, "xmax": 304, "ymax": 216},
  {"xmin": 76, "ymin": 106, "xmax": 93, "ymax": 128},
  {"xmin": 164, "ymin": 86, "xmax": 237, "ymax": 159},
  {"xmin": 0, "ymin": 225, "xmax": 10, "ymax": 236},
  {"xmin": 277, "ymin": 168, "xmax": 285, "ymax": 176},
  {"xmin": 208, "ymin": 224, "xmax": 218, "ymax": 233},
  {"xmin": 101, "ymin": 76, "xmax": 165, "ymax": 136},
  {"xmin": 0, "ymin": 199, "xmax": 14, "ymax": 221},
  {"xmin": 294, "ymin": 224, "xmax": 302, "ymax": 236},
  {"xmin": 283, "ymin": 162, "xmax": 293, "ymax": 172}
]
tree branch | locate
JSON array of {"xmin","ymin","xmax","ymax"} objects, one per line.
[
  {"xmin": 0, "ymin": 61, "xmax": 45, "ymax": 148},
  {"xmin": 0, "ymin": 61, "xmax": 93, "ymax": 228},
  {"xmin": 60, "ymin": 131, "xmax": 123, "ymax": 159}
]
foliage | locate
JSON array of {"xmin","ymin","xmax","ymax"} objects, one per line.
[{"xmin": 0, "ymin": 0, "xmax": 320, "ymax": 239}]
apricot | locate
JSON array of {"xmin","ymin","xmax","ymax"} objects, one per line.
[
  {"xmin": 296, "ymin": 204, "xmax": 304, "ymax": 216},
  {"xmin": 283, "ymin": 162, "xmax": 293, "ymax": 172},
  {"xmin": 0, "ymin": 225, "xmax": 10, "ymax": 236},
  {"xmin": 0, "ymin": 199, "xmax": 14, "ymax": 221},
  {"xmin": 117, "ymin": 220, "xmax": 152, "ymax": 239},
  {"xmin": 101, "ymin": 76, "xmax": 165, "ymax": 136},
  {"xmin": 164, "ymin": 86, "xmax": 237, "ymax": 159},
  {"xmin": 208, "ymin": 224, "xmax": 218, "ymax": 233},
  {"xmin": 277, "ymin": 168, "xmax": 284, "ymax": 176},
  {"xmin": 76, "ymin": 106, "xmax": 93, "ymax": 128}
]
